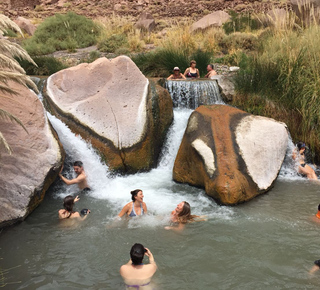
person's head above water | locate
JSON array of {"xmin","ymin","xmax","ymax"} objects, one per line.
[
  {"xmin": 190, "ymin": 60, "xmax": 196, "ymax": 68},
  {"xmin": 131, "ymin": 189, "xmax": 143, "ymax": 202},
  {"xmin": 176, "ymin": 201, "xmax": 191, "ymax": 218},
  {"xmin": 130, "ymin": 243, "xmax": 145, "ymax": 265},
  {"xmin": 73, "ymin": 161, "xmax": 84, "ymax": 175},
  {"xmin": 207, "ymin": 64, "xmax": 214, "ymax": 71},
  {"xmin": 297, "ymin": 142, "xmax": 306, "ymax": 151},
  {"xmin": 63, "ymin": 195, "xmax": 75, "ymax": 212}
]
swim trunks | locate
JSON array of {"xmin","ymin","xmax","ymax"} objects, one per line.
[{"xmin": 125, "ymin": 282, "xmax": 150, "ymax": 289}]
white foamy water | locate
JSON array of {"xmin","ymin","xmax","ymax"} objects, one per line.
[{"xmin": 48, "ymin": 109, "xmax": 233, "ymax": 225}]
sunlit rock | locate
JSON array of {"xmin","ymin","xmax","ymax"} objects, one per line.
[
  {"xmin": 45, "ymin": 56, "xmax": 173, "ymax": 173},
  {"xmin": 0, "ymin": 82, "xmax": 63, "ymax": 228},
  {"xmin": 173, "ymin": 105, "xmax": 288, "ymax": 205},
  {"xmin": 190, "ymin": 11, "xmax": 230, "ymax": 32}
]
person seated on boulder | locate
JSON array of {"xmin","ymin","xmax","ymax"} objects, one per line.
[
  {"xmin": 120, "ymin": 243, "xmax": 157, "ymax": 289},
  {"xmin": 118, "ymin": 189, "xmax": 147, "ymax": 218},
  {"xmin": 59, "ymin": 161, "xmax": 91, "ymax": 191},
  {"xmin": 292, "ymin": 142, "xmax": 317, "ymax": 180},
  {"xmin": 309, "ymin": 259, "xmax": 320, "ymax": 274},
  {"xmin": 167, "ymin": 67, "xmax": 186, "ymax": 80},
  {"xmin": 58, "ymin": 195, "xmax": 90, "ymax": 220},
  {"xmin": 164, "ymin": 201, "xmax": 206, "ymax": 232},
  {"xmin": 204, "ymin": 64, "xmax": 218, "ymax": 79},
  {"xmin": 184, "ymin": 60, "xmax": 200, "ymax": 79}
]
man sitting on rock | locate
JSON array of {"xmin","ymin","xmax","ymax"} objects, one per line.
[
  {"xmin": 204, "ymin": 64, "xmax": 218, "ymax": 79},
  {"xmin": 59, "ymin": 161, "xmax": 90, "ymax": 191}
]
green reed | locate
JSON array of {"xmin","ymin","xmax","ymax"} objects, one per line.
[{"xmin": 235, "ymin": 25, "xmax": 320, "ymax": 161}]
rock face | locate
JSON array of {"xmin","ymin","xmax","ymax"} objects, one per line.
[
  {"xmin": 211, "ymin": 75, "xmax": 235, "ymax": 102},
  {"xmin": 9, "ymin": 0, "xmax": 39, "ymax": 9},
  {"xmin": 0, "ymin": 82, "xmax": 63, "ymax": 228},
  {"xmin": 135, "ymin": 12, "xmax": 156, "ymax": 32},
  {"xmin": 44, "ymin": 56, "xmax": 173, "ymax": 173},
  {"xmin": 173, "ymin": 105, "xmax": 288, "ymax": 205},
  {"xmin": 191, "ymin": 11, "xmax": 230, "ymax": 32},
  {"xmin": 14, "ymin": 16, "xmax": 37, "ymax": 36}
]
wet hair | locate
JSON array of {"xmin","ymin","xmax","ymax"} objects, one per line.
[
  {"xmin": 190, "ymin": 60, "xmax": 196, "ymax": 66},
  {"xmin": 130, "ymin": 243, "xmax": 145, "ymax": 265},
  {"xmin": 318, "ymin": 204, "xmax": 320, "ymax": 211},
  {"xmin": 208, "ymin": 64, "xmax": 214, "ymax": 69},
  {"xmin": 73, "ymin": 161, "xmax": 83, "ymax": 168},
  {"xmin": 297, "ymin": 142, "xmax": 306, "ymax": 151},
  {"xmin": 177, "ymin": 201, "xmax": 197, "ymax": 224},
  {"xmin": 131, "ymin": 189, "xmax": 142, "ymax": 201},
  {"xmin": 63, "ymin": 195, "xmax": 75, "ymax": 218}
]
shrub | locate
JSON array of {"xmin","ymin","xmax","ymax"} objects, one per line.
[
  {"xmin": 23, "ymin": 12, "xmax": 100, "ymax": 55},
  {"xmin": 97, "ymin": 33, "xmax": 128, "ymax": 53},
  {"xmin": 220, "ymin": 32, "xmax": 259, "ymax": 52},
  {"xmin": 18, "ymin": 56, "xmax": 67, "ymax": 76},
  {"xmin": 223, "ymin": 10, "xmax": 262, "ymax": 35}
]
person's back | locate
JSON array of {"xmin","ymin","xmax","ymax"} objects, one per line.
[{"xmin": 120, "ymin": 244, "xmax": 157, "ymax": 289}]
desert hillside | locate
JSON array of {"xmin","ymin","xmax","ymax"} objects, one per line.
[{"xmin": 1, "ymin": 0, "xmax": 288, "ymax": 20}]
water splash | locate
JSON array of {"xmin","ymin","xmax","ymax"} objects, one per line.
[
  {"xmin": 165, "ymin": 79, "xmax": 223, "ymax": 109},
  {"xmin": 48, "ymin": 110, "xmax": 232, "ymax": 222}
]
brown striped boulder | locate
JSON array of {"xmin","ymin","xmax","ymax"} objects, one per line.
[{"xmin": 173, "ymin": 105, "xmax": 288, "ymax": 205}]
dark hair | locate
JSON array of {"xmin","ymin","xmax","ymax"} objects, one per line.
[
  {"xmin": 130, "ymin": 243, "xmax": 145, "ymax": 265},
  {"xmin": 63, "ymin": 195, "xmax": 75, "ymax": 218},
  {"xmin": 190, "ymin": 60, "xmax": 196, "ymax": 66},
  {"xmin": 318, "ymin": 204, "xmax": 320, "ymax": 211},
  {"xmin": 208, "ymin": 64, "xmax": 214, "ymax": 69},
  {"xmin": 73, "ymin": 161, "xmax": 83, "ymax": 167},
  {"xmin": 297, "ymin": 142, "xmax": 306, "ymax": 151},
  {"xmin": 131, "ymin": 189, "xmax": 142, "ymax": 201}
]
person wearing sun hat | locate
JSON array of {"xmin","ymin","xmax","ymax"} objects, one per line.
[{"xmin": 167, "ymin": 66, "xmax": 186, "ymax": 80}]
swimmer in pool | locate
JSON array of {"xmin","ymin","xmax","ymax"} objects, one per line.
[
  {"xmin": 164, "ymin": 201, "xmax": 205, "ymax": 232},
  {"xmin": 118, "ymin": 189, "xmax": 147, "ymax": 218},
  {"xmin": 120, "ymin": 243, "xmax": 157, "ymax": 290},
  {"xmin": 309, "ymin": 259, "xmax": 320, "ymax": 274},
  {"xmin": 292, "ymin": 142, "xmax": 317, "ymax": 180},
  {"xmin": 58, "ymin": 195, "xmax": 90, "ymax": 219},
  {"xmin": 59, "ymin": 161, "xmax": 91, "ymax": 191}
]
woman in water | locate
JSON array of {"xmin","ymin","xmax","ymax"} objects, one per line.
[
  {"xmin": 165, "ymin": 201, "xmax": 204, "ymax": 231},
  {"xmin": 292, "ymin": 142, "xmax": 317, "ymax": 180},
  {"xmin": 120, "ymin": 243, "xmax": 157, "ymax": 289},
  {"xmin": 183, "ymin": 60, "xmax": 200, "ymax": 79},
  {"xmin": 167, "ymin": 67, "xmax": 186, "ymax": 80},
  {"xmin": 118, "ymin": 189, "xmax": 147, "ymax": 218},
  {"xmin": 58, "ymin": 195, "xmax": 90, "ymax": 219}
]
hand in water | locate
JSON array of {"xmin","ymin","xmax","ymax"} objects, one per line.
[{"xmin": 74, "ymin": 195, "xmax": 80, "ymax": 202}]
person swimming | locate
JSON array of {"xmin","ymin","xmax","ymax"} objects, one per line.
[
  {"xmin": 58, "ymin": 195, "xmax": 90, "ymax": 220},
  {"xmin": 164, "ymin": 201, "xmax": 205, "ymax": 232},
  {"xmin": 120, "ymin": 243, "xmax": 157, "ymax": 289},
  {"xmin": 315, "ymin": 204, "xmax": 320, "ymax": 219},
  {"xmin": 118, "ymin": 189, "xmax": 147, "ymax": 218},
  {"xmin": 59, "ymin": 161, "xmax": 90, "ymax": 191},
  {"xmin": 292, "ymin": 142, "xmax": 317, "ymax": 180}
]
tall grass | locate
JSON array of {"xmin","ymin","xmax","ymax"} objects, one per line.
[{"xmin": 235, "ymin": 25, "xmax": 320, "ymax": 161}]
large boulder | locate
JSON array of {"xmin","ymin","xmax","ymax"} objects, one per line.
[
  {"xmin": 191, "ymin": 11, "xmax": 230, "ymax": 32},
  {"xmin": 44, "ymin": 56, "xmax": 173, "ymax": 174},
  {"xmin": 173, "ymin": 105, "xmax": 288, "ymax": 205},
  {"xmin": 0, "ymin": 82, "xmax": 63, "ymax": 228},
  {"xmin": 14, "ymin": 16, "xmax": 37, "ymax": 36}
]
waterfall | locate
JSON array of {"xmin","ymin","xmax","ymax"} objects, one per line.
[{"xmin": 165, "ymin": 79, "xmax": 223, "ymax": 109}]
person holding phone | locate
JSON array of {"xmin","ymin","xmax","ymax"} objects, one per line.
[{"xmin": 120, "ymin": 243, "xmax": 157, "ymax": 289}]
